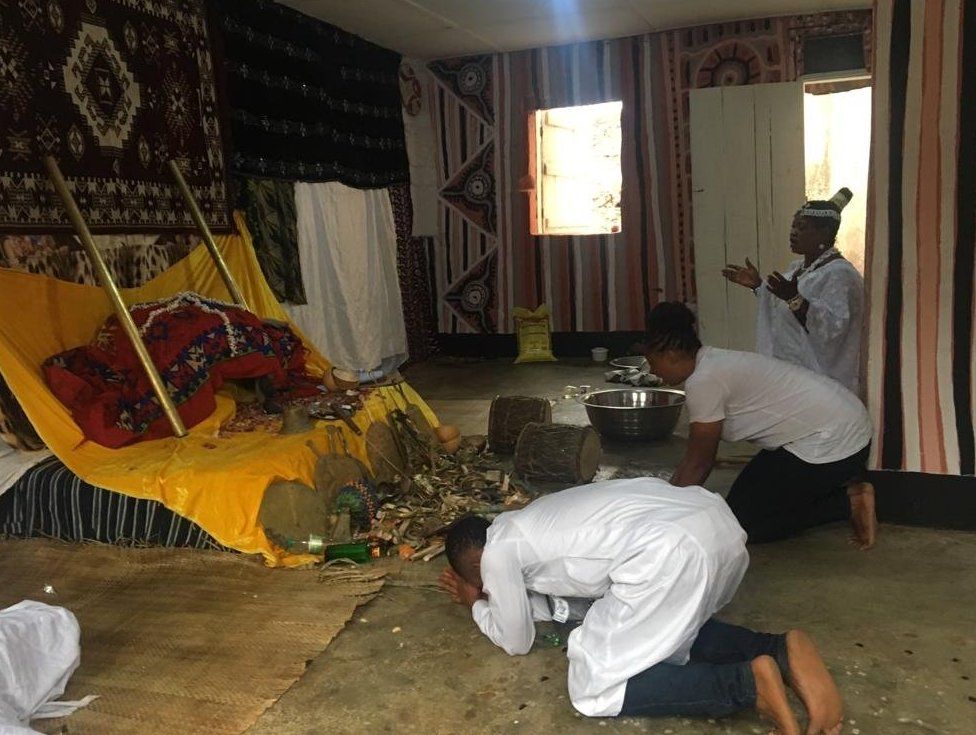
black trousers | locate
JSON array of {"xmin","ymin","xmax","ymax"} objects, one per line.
[{"xmin": 726, "ymin": 444, "xmax": 870, "ymax": 543}]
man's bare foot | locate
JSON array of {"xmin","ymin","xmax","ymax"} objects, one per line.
[
  {"xmin": 847, "ymin": 482, "xmax": 877, "ymax": 550},
  {"xmin": 752, "ymin": 655, "xmax": 801, "ymax": 735},
  {"xmin": 785, "ymin": 630, "xmax": 844, "ymax": 735}
]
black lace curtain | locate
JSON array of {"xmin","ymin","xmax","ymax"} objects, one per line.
[{"xmin": 211, "ymin": 0, "xmax": 409, "ymax": 188}]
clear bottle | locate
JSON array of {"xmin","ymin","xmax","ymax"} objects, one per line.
[{"xmin": 287, "ymin": 534, "xmax": 325, "ymax": 554}]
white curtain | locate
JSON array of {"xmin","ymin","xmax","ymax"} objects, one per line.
[{"xmin": 286, "ymin": 183, "xmax": 407, "ymax": 372}]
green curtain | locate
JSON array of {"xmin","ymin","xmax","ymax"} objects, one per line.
[{"xmin": 238, "ymin": 177, "xmax": 307, "ymax": 305}]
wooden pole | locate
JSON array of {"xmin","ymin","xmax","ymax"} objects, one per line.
[
  {"xmin": 42, "ymin": 156, "xmax": 187, "ymax": 439},
  {"xmin": 167, "ymin": 159, "xmax": 249, "ymax": 309}
]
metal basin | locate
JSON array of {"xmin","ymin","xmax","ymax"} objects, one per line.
[
  {"xmin": 609, "ymin": 355, "xmax": 648, "ymax": 370},
  {"xmin": 580, "ymin": 388, "xmax": 685, "ymax": 441}
]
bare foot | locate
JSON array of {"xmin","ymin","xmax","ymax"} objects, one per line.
[
  {"xmin": 847, "ymin": 482, "xmax": 877, "ymax": 550},
  {"xmin": 752, "ymin": 655, "xmax": 801, "ymax": 735},
  {"xmin": 785, "ymin": 630, "xmax": 844, "ymax": 735}
]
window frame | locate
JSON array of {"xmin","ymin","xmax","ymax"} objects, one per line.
[{"xmin": 526, "ymin": 102, "xmax": 623, "ymax": 237}]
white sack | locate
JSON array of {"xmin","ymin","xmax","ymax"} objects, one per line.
[{"xmin": 0, "ymin": 601, "xmax": 95, "ymax": 735}]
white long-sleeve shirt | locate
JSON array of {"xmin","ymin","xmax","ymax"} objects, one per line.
[
  {"xmin": 755, "ymin": 256, "xmax": 864, "ymax": 394},
  {"xmin": 471, "ymin": 478, "xmax": 748, "ymax": 717}
]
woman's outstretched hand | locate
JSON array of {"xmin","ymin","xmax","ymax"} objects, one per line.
[{"xmin": 722, "ymin": 258, "xmax": 761, "ymax": 290}]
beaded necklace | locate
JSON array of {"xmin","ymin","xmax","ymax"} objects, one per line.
[{"xmin": 794, "ymin": 246, "xmax": 842, "ymax": 280}]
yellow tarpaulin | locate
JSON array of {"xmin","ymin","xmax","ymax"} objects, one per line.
[{"xmin": 0, "ymin": 213, "xmax": 436, "ymax": 566}]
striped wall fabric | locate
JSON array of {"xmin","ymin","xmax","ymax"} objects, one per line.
[
  {"xmin": 428, "ymin": 38, "xmax": 682, "ymax": 334},
  {"xmin": 866, "ymin": 0, "xmax": 976, "ymax": 475},
  {"xmin": 427, "ymin": 11, "xmax": 872, "ymax": 334},
  {"xmin": 494, "ymin": 37, "xmax": 677, "ymax": 334}
]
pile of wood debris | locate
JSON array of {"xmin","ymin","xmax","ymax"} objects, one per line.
[{"xmin": 367, "ymin": 411, "xmax": 529, "ymax": 561}]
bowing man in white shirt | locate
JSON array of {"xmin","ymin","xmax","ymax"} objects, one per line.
[{"xmin": 438, "ymin": 478, "xmax": 843, "ymax": 735}]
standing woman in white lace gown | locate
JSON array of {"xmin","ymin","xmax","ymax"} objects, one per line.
[{"xmin": 722, "ymin": 188, "xmax": 864, "ymax": 394}]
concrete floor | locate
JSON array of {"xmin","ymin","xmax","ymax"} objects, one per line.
[{"xmin": 247, "ymin": 358, "xmax": 976, "ymax": 735}]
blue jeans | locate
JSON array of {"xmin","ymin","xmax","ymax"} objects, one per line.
[{"xmin": 619, "ymin": 619, "xmax": 789, "ymax": 718}]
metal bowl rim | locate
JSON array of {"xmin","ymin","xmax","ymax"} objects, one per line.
[
  {"xmin": 579, "ymin": 387, "xmax": 685, "ymax": 409},
  {"xmin": 609, "ymin": 356, "xmax": 648, "ymax": 369}
]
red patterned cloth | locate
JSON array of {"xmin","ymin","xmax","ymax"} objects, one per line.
[{"xmin": 44, "ymin": 293, "xmax": 318, "ymax": 448}]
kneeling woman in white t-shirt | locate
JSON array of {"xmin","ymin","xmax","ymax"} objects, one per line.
[{"xmin": 643, "ymin": 302, "xmax": 877, "ymax": 549}]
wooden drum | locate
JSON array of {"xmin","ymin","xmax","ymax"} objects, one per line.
[
  {"xmin": 487, "ymin": 395, "xmax": 552, "ymax": 454},
  {"xmin": 514, "ymin": 423, "xmax": 602, "ymax": 484}
]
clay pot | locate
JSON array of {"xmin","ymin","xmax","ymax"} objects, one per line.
[
  {"xmin": 441, "ymin": 437, "xmax": 461, "ymax": 454},
  {"xmin": 332, "ymin": 368, "xmax": 360, "ymax": 391},
  {"xmin": 435, "ymin": 424, "xmax": 460, "ymax": 444},
  {"xmin": 435, "ymin": 424, "xmax": 461, "ymax": 454}
]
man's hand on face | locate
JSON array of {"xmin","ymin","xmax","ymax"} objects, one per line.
[
  {"xmin": 438, "ymin": 568, "xmax": 463, "ymax": 603},
  {"xmin": 438, "ymin": 568, "xmax": 484, "ymax": 608}
]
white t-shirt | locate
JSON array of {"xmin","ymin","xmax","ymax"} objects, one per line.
[{"xmin": 684, "ymin": 346, "xmax": 872, "ymax": 464}]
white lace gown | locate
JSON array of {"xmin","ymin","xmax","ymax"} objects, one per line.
[{"xmin": 755, "ymin": 257, "xmax": 864, "ymax": 394}]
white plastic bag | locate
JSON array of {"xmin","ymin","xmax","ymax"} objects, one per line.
[{"xmin": 0, "ymin": 601, "xmax": 96, "ymax": 734}]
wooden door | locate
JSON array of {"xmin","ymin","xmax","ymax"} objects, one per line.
[{"xmin": 690, "ymin": 83, "xmax": 806, "ymax": 351}]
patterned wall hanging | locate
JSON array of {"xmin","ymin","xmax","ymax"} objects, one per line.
[
  {"xmin": 236, "ymin": 177, "xmax": 306, "ymax": 304},
  {"xmin": 433, "ymin": 40, "xmax": 674, "ymax": 336},
  {"xmin": 443, "ymin": 249, "xmax": 499, "ymax": 333},
  {"xmin": 427, "ymin": 11, "xmax": 871, "ymax": 335},
  {"xmin": 429, "ymin": 54, "xmax": 499, "ymax": 334},
  {"xmin": 399, "ymin": 63, "xmax": 424, "ymax": 117},
  {"xmin": 428, "ymin": 56, "xmax": 495, "ymax": 124},
  {"xmin": 865, "ymin": 0, "xmax": 974, "ymax": 475},
  {"xmin": 0, "ymin": 0, "xmax": 231, "ymax": 232},
  {"xmin": 439, "ymin": 142, "xmax": 497, "ymax": 237},
  {"xmin": 388, "ymin": 183, "xmax": 437, "ymax": 363},
  {"xmin": 694, "ymin": 41, "xmax": 771, "ymax": 86}
]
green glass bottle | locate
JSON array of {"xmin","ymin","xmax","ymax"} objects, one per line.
[{"xmin": 325, "ymin": 541, "xmax": 371, "ymax": 563}]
